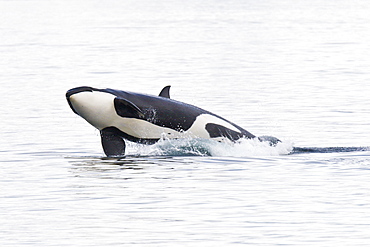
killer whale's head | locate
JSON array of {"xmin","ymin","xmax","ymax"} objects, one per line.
[
  {"xmin": 66, "ymin": 86, "xmax": 118, "ymax": 130},
  {"xmin": 66, "ymin": 86, "xmax": 145, "ymax": 130}
]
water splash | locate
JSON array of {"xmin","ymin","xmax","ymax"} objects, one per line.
[{"xmin": 125, "ymin": 138, "xmax": 294, "ymax": 157}]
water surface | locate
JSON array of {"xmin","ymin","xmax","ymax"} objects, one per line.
[{"xmin": 1, "ymin": 0, "xmax": 370, "ymax": 246}]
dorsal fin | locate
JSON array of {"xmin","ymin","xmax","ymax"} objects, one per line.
[{"xmin": 159, "ymin": 85, "xmax": 171, "ymax": 98}]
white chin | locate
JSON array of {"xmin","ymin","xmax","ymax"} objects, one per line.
[{"xmin": 70, "ymin": 91, "xmax": 117, "ymax": 130}]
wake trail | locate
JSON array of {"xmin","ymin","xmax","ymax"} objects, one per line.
[{"xmin": 291, "ymin": 146, "xmax": 369, "ymax": 154}]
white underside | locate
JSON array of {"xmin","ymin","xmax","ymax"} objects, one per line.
[{"xmin": 113, "ymin": 114, "xmax": 240, "ymax": 142}]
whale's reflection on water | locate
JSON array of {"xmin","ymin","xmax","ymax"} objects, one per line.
[{"xmin": 66, "ymin": 155, "xmax": 198, "ymax": 181}]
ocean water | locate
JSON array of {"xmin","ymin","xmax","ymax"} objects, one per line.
[{"xmin": 1, "ymin": 0, "xmax": 370, "ymax": 246}]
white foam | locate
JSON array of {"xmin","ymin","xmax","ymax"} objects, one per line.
[
  {"xmin": 125, "ymin": 138, "xmax": 294, "ymax": 157},
  {"xmin": 209, "ymin": 138, "xmax": 293, "ymax": 157}
]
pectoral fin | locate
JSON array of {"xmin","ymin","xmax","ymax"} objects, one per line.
[
  {"xmin": 101, "ymin": 127, "xmax": 126, "ymax": 157},
  {"xmin": 159, "ymin": 85, "xmax": 171, "ymax": 98}
]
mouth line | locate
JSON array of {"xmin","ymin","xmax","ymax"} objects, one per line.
[{"xmin": 66, "ymin": 96, "xmax": 79, "ymax": 115}]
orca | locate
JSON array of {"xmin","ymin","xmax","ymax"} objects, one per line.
[{"xmin": 66, "ymin": 86, "xmax": 278, "ymax": 156}]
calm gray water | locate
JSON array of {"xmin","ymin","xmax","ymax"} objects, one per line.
[{"xmin": 1, "ymin": 0, "xmax": 370, "ymax": 246}]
